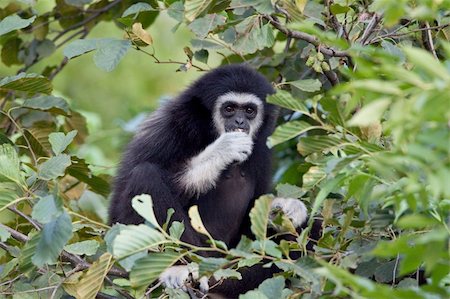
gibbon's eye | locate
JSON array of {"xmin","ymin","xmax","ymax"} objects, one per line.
[
  {"xmin": 245, "ymin": 107, "xmax": 254, "ymax": 114},
  {"xmin": 225, "ymin": 106, "xmax": 234, "ymax": 113}
]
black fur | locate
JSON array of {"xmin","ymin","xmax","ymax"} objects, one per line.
[{"xmin": 109, "ymin": 65, "xmax": 298, "ymax": 297}]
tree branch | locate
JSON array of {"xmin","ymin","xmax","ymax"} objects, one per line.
[
  {"xmin": 360, "ymin": 13, "xmax": 382, "ymax": 45},
  {"xmin": 421, "ymin": 21, "xmax": 438, "ymax": 58},
  {"xmin": 264, "ymin": 15, "xmax": 349, "ymax": 58},
  {"xmin": 0, "ymin": 223, "xmax": 128, "ymax": 278}
]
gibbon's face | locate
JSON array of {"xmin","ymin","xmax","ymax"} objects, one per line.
[{"xmin": 213, "ymin": 92, "xmax": 264, "ymax": 138}]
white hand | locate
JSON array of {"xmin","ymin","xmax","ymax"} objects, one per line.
[
  {"xmin": 214, "ymin": 132, "xmax": 253, "ymax": 163},
  {"xmin": 271, "ymin": 197, "xmax": 308, "ymax": 228}
]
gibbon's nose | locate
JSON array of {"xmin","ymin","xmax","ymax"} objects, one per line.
[{"xmin": 235, "ymin": 117, "xmax": 245, "ymax": 126}]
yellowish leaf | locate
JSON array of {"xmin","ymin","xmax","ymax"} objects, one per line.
[
  {"xmin": 188, "ymin": 205, "xmax": 211, "ymax": 237},
  {"xmin": 75, "ymin": 253, "xmax": 114, "ymax": 299},
  {"xmin": 131, "ymin": 22, "xmax": 153, "ymax": 46},
  {"xmin": 295, "ymin": 0, "xmax": 308, "ymax": 13}
]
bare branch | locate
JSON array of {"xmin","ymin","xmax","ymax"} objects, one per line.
[
  {"xmin": 370, "ymin": 22, "xmax": 449, "ymax": 44},
  {"xmin": 324, "ymin": 69, "xmax": 340, "ymax": 86},
  {"xmin": 360, "ymin": 13, "xmax": 382, "ymax": 45},
  {"xmin": 421, "ymin": 21, "xmax": 438, "ymax": 58}
]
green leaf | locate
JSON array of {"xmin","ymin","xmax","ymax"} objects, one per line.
[
  {"xmin": 396, "ymin": 215, "xmax": 439, "ymax": 229},
  {"xmin": 267, "ymin": 90, "xmax": 309, "ymax": 114},
  {"xmin": 32, "ymin": 212, "xmax": 73, "ymax": 267},
  {"xmin": 169, "ymin": 221, "xmax": 185, "ymax": 239},
  {"xmin": 93, "ymin": 40, "xmax": 131, "ymax": 72},
  {"xmin": 240, "ymin": 290, "xmax": 268, "ymax": 299},
  {"xmin": 0, "ymin": 15, "xmax": 36, "ymax": 36},
  {"xmin": 213, "ymin": 268, "xmax": 242, "ymax": 280},
  {"xmin": 76, "ymin": 253, "xmax": 113, "ymax": 299},
  {"xmin": 185, "ymin": 0, "xmax": 214, "ymax": 22},
  {"xmin": 0, "ymin": 73, "xmax": 52, "ymax": 95},
  {"xmin": 0, "ymin": 225, "xmax": 10, "ymax": 242},
  {"xmin": 31, "ymin": 195, "xmax": 63, "ymax": 224},
  {"xmin": 66, "ymin": 157, "xmax": 110, "ymax": 197},
  {"xmin": 48, "ymin": 130, "xmax": 77, "ymax": 155},
  {"xmin": 249, "ymin": 195, "xmax": 272, "ymax": 241},
  {"xmin": 37, "ymin": 154, "xmax": 71, "ymax": 180},
  {"xmin": 0, "ymin": 258, "xmax": 18, "ymax": 280},
  {"xmin": 194, "ymin": 49, "xmax": 209, "ymax": 64},
  {"xmin": 374, "ymin": 261, "xmax": 397, "ymax": 283},
  {"xmin": 64, "ymin": 39, "xmax": 98, "ymax": 58},
  {"xmin": 275, "ymin": 183, "xmax": 305, "ymax": 199},
  {"xmin": 199, "ymin": 257, "xmax": 228, "ymax": 275},
  {"xmin": 297, "ymin": 135, "xmax": 342, "ymax": 156},
  {"xmin": 0, "ymin": 182, "xmax": 20, "ymax": 212},
  {"xmin": 19, "ymin": 231, "xmax": 40, "ymax": 274},
  {"xmin": 64, "ymin": 240, "xmax": 99, "ymax": 256},
  {"xmin": 131, "ymin": 194, "xmax": 162, "ymax": 230},
  {"xmin": 130, "ymin": 251, "xmax": 183, "ymax": 288},
  {"xmin": 230, "ymin": 0, "xmax": 274, "ymax": 14},
  {"xmin": 22, "ymin": 95, "xmax": 70, "ymax": 116},
  {"xmin": 1, "ymin": 37, "xmax": 22, "ymax": 66},
  {"xmin": 289, "ymin": 79, "xmax": 322, "ymax": 92},
  {"xmin": 78, "ymin": 190, "xmax": 108, "ymax": 223},
  {"xmin": 240, "ymin": 276, "xmax": 287, "ymax": 299},
  {"xmin": 112, "ymin": 224, "xmax": 167, "ymax": 259},
  {"xmin": 330, "ymin": 3, "xmax": 350, "ymax": 15},
  {"xmin": 302, "ymin": 166, "xmax": 326, "ymax": 190},
  {"xmin": 268, "ymin": 120, "xmax": 316, "ymax": 147},
  {"xmin": 167, "ymin": 1, "xmax": 185, "ymax": 22},
  {"xmin": 404, "ymin": 47, "xmax": 450, "ymax": 82},
  {"xmin": 347, "ymin": 99, "xmax": 390, "ymax": 127},
  {"xmin": 310, "ymin": 174, "xmax": 346, "ymax": 219},
  {"xmin": 234, "ymin": 23, "xmax": 275, "ymax": 54},
  {"xmin": 188, "ymin": 14, "xmax": 226, "ymax": 39},
  {"xmin": 349, "ymin": 80, "xmax": 402, "ymax": 95},
  {"xmin": 64, "ymin": 39, "xmax": 131, "ymax": 72},
  {"xmin": 65, "ymin": 0, "xmax": 93, "ymax": 7},
  {"xmin": 117, "ymin": 251, "xmax": 147, "ymax": 272},
  {"xmin": 122, "ymin": 2, "xmax": 154, "ymax": 17},
  {"xmin": 0, "ymin": 144, "xmax": 23, "ymax": 185},
  {"xmin": 258, "ymin": 276, "xmax": 285, "ymax": 299}
]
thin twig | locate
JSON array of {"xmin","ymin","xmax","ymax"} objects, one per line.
[
  {"xmin": 9, "ymin": 205, "xmax": 41, "ymax": 230},
  {"xmin": 136, "ymin": 47, "xmax": 208, "ymax": 71},
  {"xmin": 422, "ymin": 21, "xmax": 438, "ymax": 58},
  {"xmin": 370, "ymin": 23, "xmax": 449, "ymax": 44},
  {"xmin": 52, "ymin": 0, "xmax": 121, "ymax": 43},
  {"xmin": 264, "ymin": 15, "xmax": 349, "ymax": 58},
  {"xmin": 360, "ymin": 13, "xmax": 382, "ymax": 45}
]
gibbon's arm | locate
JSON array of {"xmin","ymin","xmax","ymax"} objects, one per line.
[{"xmin": 177, "ymin": 132, "xmax": 253, "ymax": 196}]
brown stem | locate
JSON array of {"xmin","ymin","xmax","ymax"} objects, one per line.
[
  {"xmin": 421, "ymin": 21, "xmax": 438, "ymax": 58},
  {"xmin": 360, "ymin": 13, "xmax": 382, "ymax": 45}
]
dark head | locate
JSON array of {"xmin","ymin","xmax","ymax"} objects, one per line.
[{"xmin": 181, "ymin": 64, "xmax": 277, "ymax": 139}]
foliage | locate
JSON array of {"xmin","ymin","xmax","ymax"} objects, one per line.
[{"xmin": 0, "ymin": 0, "xmax": 449, "ymax": 298}]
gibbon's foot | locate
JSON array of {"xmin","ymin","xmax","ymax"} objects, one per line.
[
  {"xmin": 159, "ymin": 264, "xmax": 209, "ymax": 293},
  {"xmin": 271, "ymin": 197, "xmax": 308, "ymax": 228}
]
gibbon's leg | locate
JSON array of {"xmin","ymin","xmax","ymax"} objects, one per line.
[
  {"xmin": 114, "ymin": 162, "xmax": 204, "ymax": 246},
  {"xmin": 176, "ymin": 131, "xmax": 253, "ymax": 196}
]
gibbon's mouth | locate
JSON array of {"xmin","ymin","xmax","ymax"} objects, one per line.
[{"xmin": 227, "ymin": 127, "xmax": 249, "ymax": 134}]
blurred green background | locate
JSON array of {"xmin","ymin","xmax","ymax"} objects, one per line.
[{"xmin": 1, "ymin": 2, "xmax": 208, "ymax": 170}]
